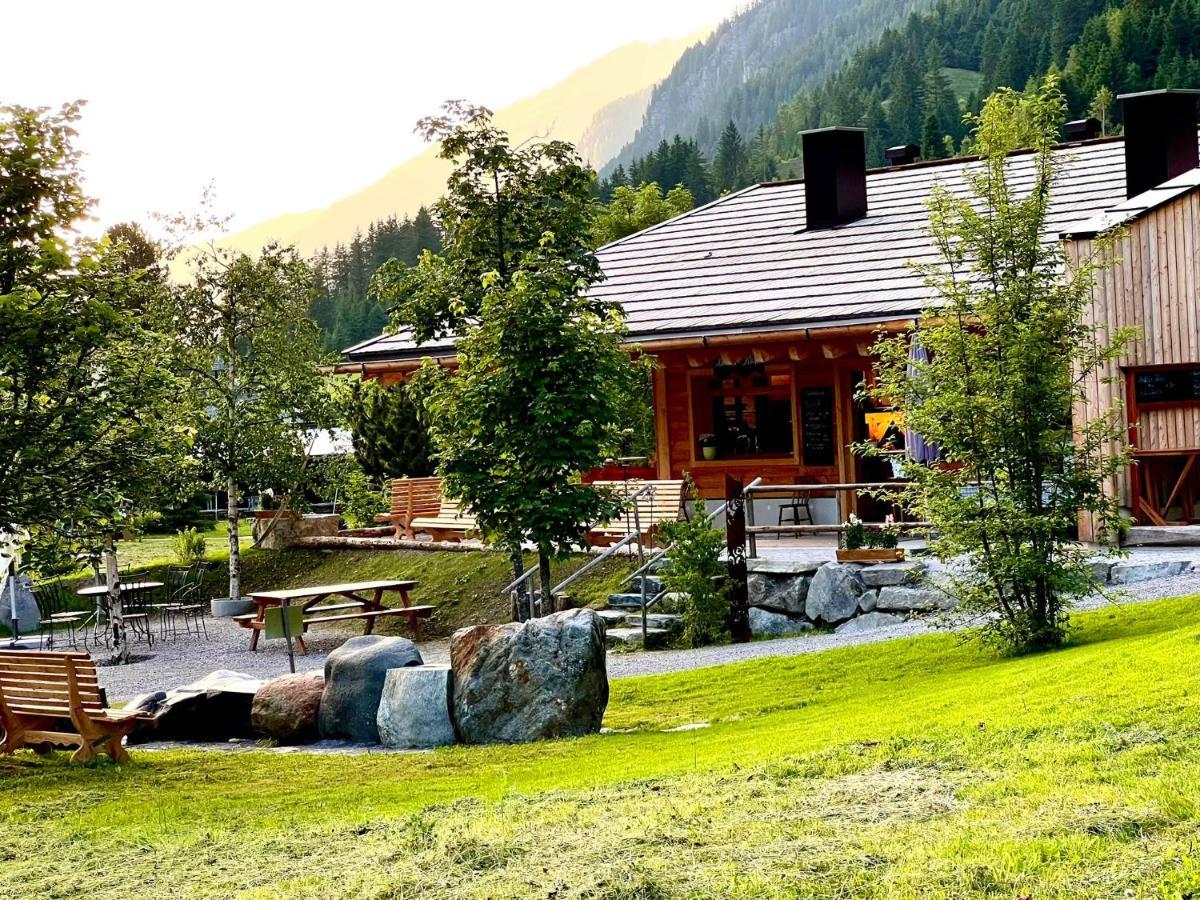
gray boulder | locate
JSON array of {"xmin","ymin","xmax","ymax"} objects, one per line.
[
  {"xmin": 748, "ymin": 573, "xmax": 811, "ymax": 615},
  {"xmin": 805, "ymin": 564, "xmax": 864, "ymax": 624},
  {"xmin": 451, "ymin": 608, "xmax": 608, "ymax": 745},
  {"xmin": 835, "ymin": 612, "xmax": 907, "ymax": 635},
  {"xmin": 0, "ymin": 575, "xmax": 40, "ymax": 635},
  {"xmin": 749, "ymin": 607, "xmax": 814, "ymax": 638},
  {"xmin": 875, "ymin": 585, "xmax": 954, "ymax": 612},
  {"xmin": 746, "ymin": 557, "xmax": 822, "ymax": 576},
  {"xmin": 252, "ymin": 671, "xmax": 324, "ymax": 744},
  {"xmin": 1087, "ymin": 559, "xmax": 1115, "ymax": 583},
  {"xmin": 1109, "ymin": 560, "xmax": 1190, "ymax": 584},
  {"xmin": 319, "ymin": 635, "xmax": 423, "ymax": 743},
  {"xmin": 128, "ymin": 670, "xmax": 263, "ymax": 743},
  {"xmin": 377, "ymin": 665, "xmax": 454, "ymax": 749},
  {"xmin": 858, "ymin": 561, "xmax": 926, "ymax": 588},
  {"xmin": 858, "ymin": 589, "xmax": 879, "ymax": 613}
]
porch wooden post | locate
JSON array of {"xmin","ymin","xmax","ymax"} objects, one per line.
[{"xmin": 724, "ymin": 475, "xmax": 751, "ymax": 644}]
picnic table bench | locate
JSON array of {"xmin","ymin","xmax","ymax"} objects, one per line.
[
  {"xmin": 0, "ymin": 650, "xmax": 150, "ymax": 763},
  {"xmin": 235, "ymin": 580, "xmax": 432, "ymax": 653}
]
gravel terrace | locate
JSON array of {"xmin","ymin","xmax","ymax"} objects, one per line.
[{"xmin": 37, "ymin": 561, "xmax": 1200, "ymax": 701}]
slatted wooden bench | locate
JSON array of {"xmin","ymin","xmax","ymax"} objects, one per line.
[
  {"xmin": 409, "ymin": 500, "xmax": 480, "ymax": 543},
  {"xmin": 586, "ymin": 480, "xmax": 687, "ymax": 547},
  {"xmin": 376, "ymin": 476, "xmax": 445, "ymax": 539},
  {"xmin": 0, "ymin": 650, "xmax": 149, "ymax": 764}
]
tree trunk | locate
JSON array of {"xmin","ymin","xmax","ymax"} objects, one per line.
[
  {"xmin": 105, "ymin": 534, "xmax": 129, "ymax": 665},
  {"xmin": 227, "ymin": 477, "xmax": 241, "ymax": 602},
  {"xmin": 538, "ymin": 550, "xmax": 554, "ymax": 616}
]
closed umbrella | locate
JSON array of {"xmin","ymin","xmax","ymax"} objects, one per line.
[{"xmin": 905, "ymin": 339, "xmax": 940, "ymax": 465}]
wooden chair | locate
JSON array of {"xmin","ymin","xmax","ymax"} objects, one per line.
[
  {"xmin": 586, "ymin": 480, "xmax": 687, "ymax": 547},
  {"xmin": 0, "ymin": 650, "xmax": 150, "ymax": 763},
  {"xmin": 379, "ymin": 476, "xmax": 445, "ymax": 539},
  {"xmin": 34, "ymin": 581, "xmax": 88, "ymax": 651}
]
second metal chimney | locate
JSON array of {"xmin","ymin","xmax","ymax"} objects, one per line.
[
  {"xmin": 1119, "ymin": 89, "xmax": 1200, "ymax": 198},
  {"xmin": 802, "ymin": 127, "xmax": 867, "ymax": 229}
]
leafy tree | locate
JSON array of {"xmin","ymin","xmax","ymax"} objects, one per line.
[
  {"xmin": 374, "ymin": 101, "xmax": 597, "ymax": 345},
  {"xmin": 411, "ymin": 238, "xmax": 640, "ymax": 607},
  {"xmin": 159, "ymin": 243, "xmax": 329, "ymax": 604},
  {"xmin": 340, "ymin": 378, "xmax": 432, "ymax": 480},
  {"xmin": 866, "ymin": 76, "xmax": 1132, "ymax": 653},
  {"xmin": 591, "ymin": 182, "xmax": 694, "ymax": 246}
]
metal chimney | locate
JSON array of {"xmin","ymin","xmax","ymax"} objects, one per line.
[
  {"xmin": 1118, "ymin": 89, "xmax": 1200, "ymax": 198},
  {"xmin": 801, "ymin": 127, "xmax": 868, "ymax": 229},
  {"xmin": 1063, "ymin": 118, "xmax": 1102, "ymax": 142},
  {"xmin": 885, "ymin": 144, "xmax": 921, "ymax": 166}
]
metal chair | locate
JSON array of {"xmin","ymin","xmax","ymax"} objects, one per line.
[
  {"xmin": 777, "ymin": 491, "xmax": 813, "ymax": 537},
  {"xmin": 172, "ymin": 562, "xmax": 211, "ymax": 640},
  {"xmin": 119, "ymin": 580, "xmax": 154, "ymax": 648},
  {"xmin": 156, "ymin": 566, "xmax": 194, "ymax": 641},
  {"xmin": 35, "ymin": 580, "xmax": 88, "ymax": 650}
]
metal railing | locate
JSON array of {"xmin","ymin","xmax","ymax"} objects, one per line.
[{"xmin": 743, "ymin": 481, "xmax": 929, "ymax": 558}]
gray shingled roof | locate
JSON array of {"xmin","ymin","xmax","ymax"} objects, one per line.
[{"xmin": 344, "ymin": 137, "xmax": 1134, "ymax": 364}]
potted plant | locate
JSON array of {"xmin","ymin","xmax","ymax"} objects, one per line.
[
  {"xmin": 698, "ymin": 434, "xmax": 718, "ymax": 461},
  {"xmin": 836, "ymin": 515, "xmax": 906, "ymax": 563}
]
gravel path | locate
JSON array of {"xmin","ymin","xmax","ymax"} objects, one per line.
[{"xmin": 33, "ymin": 566, "xmax": 1200, "ymax": 701}]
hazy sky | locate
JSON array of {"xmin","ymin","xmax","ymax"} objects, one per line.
[{"xmin": 5, "ymin": 0, "xmax": 744, "ymax": 232}]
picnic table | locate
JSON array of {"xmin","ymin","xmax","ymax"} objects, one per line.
[{"xmin": 237, "ymin": 580, "xmax": 432, "ymax": 653}]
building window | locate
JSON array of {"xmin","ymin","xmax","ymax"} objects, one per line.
[{"xmin": 691, "ymin": 364, "xmax": 794, "ymax": 460}]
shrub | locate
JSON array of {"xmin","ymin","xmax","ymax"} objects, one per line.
[
  {"xmin": 339, "ymin": 467, "xmax": 390, "ymax": 529},
  {"xmin": 658, "ymin": 480, "xmax": 728, "ymax": 647},
  {"xmin": 171, "ymin": 528, "xmax": 207, "ymax": 566}
]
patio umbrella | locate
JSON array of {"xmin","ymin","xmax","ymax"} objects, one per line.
[{"xmin": 904, "ymin": 339, "xmax": 941, "ymax": 465}]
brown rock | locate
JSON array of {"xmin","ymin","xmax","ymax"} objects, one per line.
[{"xmin": 251, "ymin": 671, "xmax": 324, "ymax": 744}]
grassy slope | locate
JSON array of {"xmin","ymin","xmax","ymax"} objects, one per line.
[
  {"xmin": 3, "ymin": 597, "xmax": 1200, "ymax": 897},
  {"xmin": 69, "ymin": 540, "xmax": 635, "ymax": 637}
]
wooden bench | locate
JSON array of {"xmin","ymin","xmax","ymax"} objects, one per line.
[
  {"xmin": 586, "ymin": 480, "xmax": 687, "ymax": 547},
  {"xmin": 0, "ymin": 650, "xmax": 149, "ymax": 764},
  {"xmin": 409, "ymin": 500, "xmax": 480, "ymax": 543},
  {"xmin": 377, "ymin": 476, "xmax": 444, "ymax": 539}
]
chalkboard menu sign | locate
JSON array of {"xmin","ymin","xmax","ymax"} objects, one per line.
[
  {"xmin": 801, "ymin": 387, "xmax": 836, "ymax": 467},
  {"xmin": 1134, "ymin": 368, "xmax": 1200, "ymax": 405}
]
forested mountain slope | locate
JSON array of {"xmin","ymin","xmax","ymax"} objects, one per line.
[{"xmin": 604, "ymin": 0, "xmax": 936, "ymax": 172}]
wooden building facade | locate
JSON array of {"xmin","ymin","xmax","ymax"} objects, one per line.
[{"xmin": 340, "ymin": 90, "xmax": 1200, "ymax": 538}]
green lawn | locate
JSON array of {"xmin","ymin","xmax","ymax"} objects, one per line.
[
  {"xmin": 109, "ymin": 520, "xmax": 252, "ymax": 570},
  {"xmin": 3, "ymin": 596, "xmax": 1200, "ymax": 897}
]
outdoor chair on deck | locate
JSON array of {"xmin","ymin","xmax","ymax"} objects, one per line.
[
  {"xmin": 777, "ymin": 491, "xmax": 814, "ymax": 537},
  {"xmin": 35, "ymin": 581, "xmax": 89, "ymax": 651}
]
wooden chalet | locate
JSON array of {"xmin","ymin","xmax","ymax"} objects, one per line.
[{"xmin": 339, "ymin": 90, "xmax": 1200, "ymax": 542}]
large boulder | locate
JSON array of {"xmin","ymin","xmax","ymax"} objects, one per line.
[
  {"xmin": 748, "ymin": 574, "xmax": 812, "ymax": 615},
  {"xmin": 805, "ymin": 564, "xmax": 864, "ymax": 624},
  {"xmin": 858, "ymin": 561, "xmax": 926, "ymax": 588},
  {"xmin": 451, "ymin": 608, "xmax": 608, "ymax": 745},
  {"xmin": 251, "ymin": 671, "xmax": 325, "ymax": 744},
  {"xmin": 834, "ymin": 611, "xmax": 907, "ymax": 635},
  {"xmin": 748, "ymin": 607, "xmax": 814, "ymax": 638},
  {"xmin": 875, "ymin": 585, "xmax": 954, "ymax": 612},
  {"xmin": 319, "ymin": 635, "xmax": 423, "ymax": 743},
  {"xmin": 377, "ymin": 665, "xmax": 454, "ymax": 749},
  {"xmin": 128, "ymin": 670, "xmax": 263, "ymax": 743}
]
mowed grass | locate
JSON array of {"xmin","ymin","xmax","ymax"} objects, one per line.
[{"xmin": 4, "ymin": 597, "xmax": 1200, "ymax": 898}]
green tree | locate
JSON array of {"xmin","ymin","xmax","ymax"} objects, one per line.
[
  {"xmin": 591, "ymin": 181, "xmax": 694, "ymax": 246},
  {"xmin": 373, "ymin": 101, "xmax": 598, "ymax": 345},
  {"xmin": 411, "ymin": 237, "xmax": 639, "ymax": 609},
  {"xmin": 866, "ymin": 75, "xmax": 1132, "ymax": 653},
  {"xmin": 713, "ymin": 120, "xmax": 749, "ymax": 194},
  {"xmin": 340, "ymin": 378, "xmax": 432, "ymax": 480},
  {"xmin": 159, "ymin": 242, "xmax": 329, "ymax": 604}
]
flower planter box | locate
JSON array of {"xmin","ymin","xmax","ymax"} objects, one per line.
[{"xmin": 836, "ymin": 548, "xmax": 906, "ymax": 564}]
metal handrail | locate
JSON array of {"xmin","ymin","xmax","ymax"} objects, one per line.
[{"xmin": 551, "ymin": 532, "xmax": 641, "ymax": 595}]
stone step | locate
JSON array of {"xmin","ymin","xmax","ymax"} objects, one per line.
[
  {"xmin": 606, "ymin": 592, "xmax": 648, "ymax": 609},
  {"xmin": 604, "ymin": 626, "xmax": 671, "ymax": 649},
  {"xmin": 623, "ymin": 612, "xmax": 682, "ymax": 630},
  {"xmin": 596, "ymin": 609, "xmax": 629, "ymax": 627},
  {"xmin": 630, "ymin": 574, "xmax": 664, "ymax": 595}
]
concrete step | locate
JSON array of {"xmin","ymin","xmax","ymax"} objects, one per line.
[
  {"xmin": 623, "ymin": 612, "xmax": 682, "ymax": 631},
  {"xmin": 605, "ymin": 626, "xmax": 671, "ymax": 649}
]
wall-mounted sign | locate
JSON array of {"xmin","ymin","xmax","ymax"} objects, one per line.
[{"xmin": 1133, "ymin": 368, "xmax": 1200, "ymax": 406}]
